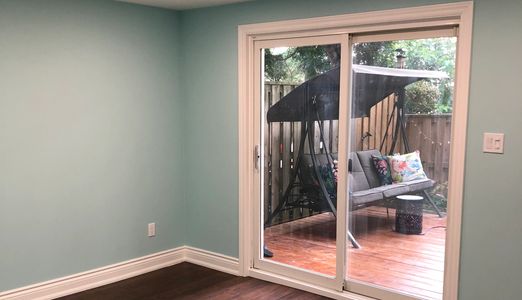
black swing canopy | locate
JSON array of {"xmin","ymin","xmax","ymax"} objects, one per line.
[{"xmin": 266, "ymin": 64, "xmax": 448, "ymax": 122}]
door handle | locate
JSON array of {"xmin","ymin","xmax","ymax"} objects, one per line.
[{"xmin": 254, "ymin": 145, "xmax": 260, "ymax": 171}]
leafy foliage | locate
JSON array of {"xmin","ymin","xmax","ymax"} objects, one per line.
[
  {"xmin": 264, "ymin": 45, "xmax": 338, "ymax": 82},
  {"xmin": 264, "ymin": 49, "xmax": 289, "ymax": 82},
  {"xmin": 264, "ymin": 37, "xmax": 456, "ymax": 114},
  {"xmin": 396, "ymin": 38, "xmax": 456, "ymax": 113},
  {"xmin": 404, "ymin": 80, "xmax": 440, "ymax": 114},
  {"xmin": 353, "ymin": 41, "xmax": 396, "ymax": 67},
  {"xmin": 353, "ymin": 38, "xmax": 456, "ymax": 114}
]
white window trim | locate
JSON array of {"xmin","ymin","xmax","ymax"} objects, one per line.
[{"xmin": 238, "ymin": 2, "xmax": 473, "ymax": 299}]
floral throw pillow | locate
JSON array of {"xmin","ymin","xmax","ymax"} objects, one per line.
[
  {"xmin": 371, "ymin": 154, "xmax": 393, "ymax": 185},
  {"xmin": 387, "ymin": 150, "xmax": 427, "ymax": 183}
]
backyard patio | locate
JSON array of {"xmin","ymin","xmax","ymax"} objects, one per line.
[{"xmin": 264, "ymin": 207, "xmax": 446, "ymax": 300}]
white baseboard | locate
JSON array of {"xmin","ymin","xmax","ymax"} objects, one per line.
[
  {"xmin": 0, "ymin": 246, "xmax": 239, "ymax": 300},
  {"xmin": 184, "ymin": 246, "xmax": 240, "ymax": 276}
]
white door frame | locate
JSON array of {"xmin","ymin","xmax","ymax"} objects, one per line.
[
  {"xmin": 252, "ymin": 34, "xmax": 350, "ymax": 291},
  {"xmin": 238, "ymin": 2, "xmax": 473, "ymax": 299}
]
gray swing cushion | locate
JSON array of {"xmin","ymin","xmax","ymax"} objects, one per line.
[
  {"xmin": 373, "ymin": 184, "xmax": 411, "ymax": 198},
  {"xmin": 356, "ymin": 149, "xmax": 382, "ymax": 188},
  {"xmin": 349, "ymin": 152, "xmax": 370, "ymax": 192},
  {"xmin": 298, "ymin": 150, "xmax": 433, "ymax": 210},
  {"xmin": 349, "ymin": 149, "xmax": 434, "ymax": 209},
  {"xmin": 400, "ymin": 178, "xmax": 435, "ymax": 192}
]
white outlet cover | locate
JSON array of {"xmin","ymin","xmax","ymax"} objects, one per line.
[
  {"xmin": 148, "ymin": 223, "xmax": 156, "ymax": 237},
  {"xmin": 483, "ymin": 132, "xmax": 504, "ymax": 154}
]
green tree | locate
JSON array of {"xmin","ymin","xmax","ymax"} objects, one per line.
[
  {"xmin": 352, "ymin": 38, "xmax": 456, "ymax": 114},
  {"xmin": 264, "ymin": 45, "xmax": 338, "ymax": 82},
  {"xmin": 353, "ymin": 41, "xmax": 395, "ymax": 67},
  {"xmin": 404, "ymin": 80, "xmax": 440, "ymax": 114},
  {"xmin": 264, "ymin": 49, "xmax": 288, "ymax": 82},
  {"xmin": 395, "ymin": 38, "xmax": 456, "ymax": 113},
  {"xmin": 264, "ymin": 37, "xmax": 456, "ymax": 114}
]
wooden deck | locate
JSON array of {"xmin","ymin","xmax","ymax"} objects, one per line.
[{"xmin": 264, "ymin": 207, "xmax": 446, "ymax": 299}]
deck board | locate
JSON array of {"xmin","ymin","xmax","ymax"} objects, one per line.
[{"xmin": 264, "ymin": 206, "xmax": 446, "ymax": 299}]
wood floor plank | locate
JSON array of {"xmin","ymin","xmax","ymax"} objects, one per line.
[{"xmin": 58, "ymin": 263, "xmax": 328, "ymax": 300}]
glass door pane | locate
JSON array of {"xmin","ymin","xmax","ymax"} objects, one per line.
[
  {"xmin": 345, "ymin": 37, "xmax": 457, "ymax": 299},
  {"xmin": 259, "ymin": 42, "xmax": 342, "ymax": 277}
]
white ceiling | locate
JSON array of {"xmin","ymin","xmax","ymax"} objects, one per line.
[{"xmin": 118, "ymin": 0, "xmax": 253, "ymax": 10}]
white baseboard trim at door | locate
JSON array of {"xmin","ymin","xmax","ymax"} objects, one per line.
[
  {"xmin": 0, "ymin": 246, "xmax": 241, "ymax": 300},
  {"xmin": 184, "ymin": 246, "xmax": 240, "ymax": 276},
  {"xmin": 0, "ymin": 247, "xmax": 185, "ymax": 300}
]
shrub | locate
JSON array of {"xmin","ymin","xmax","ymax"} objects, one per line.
[{"xmin": 404, "ymin": 80, "xmax": 440, "ymax": 114}]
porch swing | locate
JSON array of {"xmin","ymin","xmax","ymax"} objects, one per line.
[{"xmin": 264, "ymin": 64, "xmax": 447, "ymax": 248}]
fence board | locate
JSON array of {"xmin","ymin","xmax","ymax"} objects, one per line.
[{"xmin": 405, "ymin": 114, "xmax": 452, "ymax": 182}]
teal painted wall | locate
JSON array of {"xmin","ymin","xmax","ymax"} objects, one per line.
[
  {"xmin": 180, "ymin": 0, "xmax": 522, "ymax": 299},
  {"xmin": 1, "ymin": 0, "xmax": 521, "ymax": 298},
  {"xmin": 0, "ymin": 0, "xmax": 184, "ymax": 291},
  {"xmin": 459, "ymin": 1, "xmax": 522, "ymax": 299}
]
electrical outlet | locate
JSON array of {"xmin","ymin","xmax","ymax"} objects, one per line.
[{"xmin": 148, "ymin": 223, "xmax": 156, "ymax": 237}]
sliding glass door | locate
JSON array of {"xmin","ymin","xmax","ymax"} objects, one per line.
[
  {"xmin": 345, "ymin": 32, "xmax": 457, "ymax": 300},
  {"xmin": 252, "ymin": 35, "xmax": 349, "ymax": 289},
  {"xmin": 251, "ymin": 28, "xmax": 457, "ymax": 300}
]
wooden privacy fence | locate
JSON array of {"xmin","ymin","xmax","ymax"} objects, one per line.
[
  {"xmin": 263, "ymin": 83, "xmax": 452, "ymax": 224},
  {"xmin": 404, "ymin": 114, "xmax": 452, "ymax": 185}
]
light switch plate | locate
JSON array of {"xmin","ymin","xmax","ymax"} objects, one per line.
[{"xmin": 483, "ymin": 132, "xmax": 504, "ymax": 154}]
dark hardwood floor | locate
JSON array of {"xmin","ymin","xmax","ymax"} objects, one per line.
[{"xmin": 58, "ymin": 262, "xmax": 329, "ymax": 300}]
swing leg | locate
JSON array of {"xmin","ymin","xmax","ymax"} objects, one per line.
[
  {"xmin": 423, "ymin": 190, "xmax": 444, "ymax": 218},
  {"xmin": 348, "ymin": 230, "xmax": 361, "ymax": 249}
]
